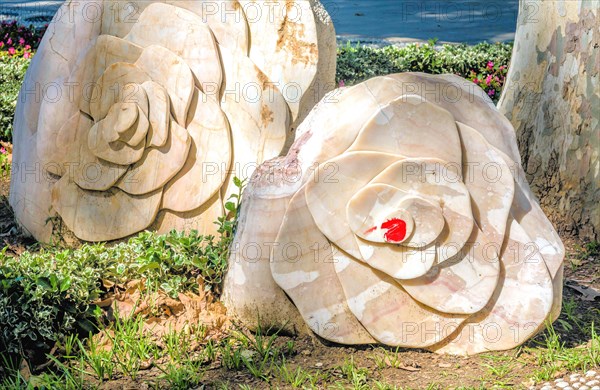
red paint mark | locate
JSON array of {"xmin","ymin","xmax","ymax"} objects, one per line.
[
  {"xmin": 381, "ymin": 218, "xmax": 407, "ymax": 243},
  {"xmin": 364, "ymin": 226, "xmax": 377, "ymax": 235}
]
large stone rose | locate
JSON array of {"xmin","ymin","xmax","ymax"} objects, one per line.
[
  {"xmin": 10, "ymin": 0, "xmax": 336, "ymax": 242},
  {"xmin": 223, "ymin": 73, "xmax": 565, "ymax": 355}
]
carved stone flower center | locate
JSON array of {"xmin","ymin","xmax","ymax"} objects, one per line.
[{"xmin": 347, "ymin": 183, "xmax": 448, "ymax": 248}]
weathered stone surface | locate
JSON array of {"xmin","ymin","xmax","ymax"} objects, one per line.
[
  {"xmin": 498, "ymin": 0, "xmax": 600, "ymax": 241},
  {"xmin": 223, "ymin": 73, "xmax": 565, "ymax": 355},
  {"xmin": 10, "ymin": 0, "xmax": 336, "ymax": 242}
]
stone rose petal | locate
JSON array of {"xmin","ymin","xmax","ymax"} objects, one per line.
[
  {"xmin": 40, "ymin": 112, "xmax": 128, "ymax": 193},
  {"xmin": 89, "ymin": 62, "xmax": 150, "ymax": 122},
  {"xmin": 348, "ymin": 96, "xmax": 463, "ymax": 168},
  {"xmin": 239, "ymin": 0, "xmax": 321, "ymax": 121},
  {"xmin": 386, "ymin": 74, "xmax": 521, "ymax": 164},
  {"xmin": 117, "ymin": 120, "xmax": 191, "ymax": 196},
  {"xmin": 431, "ymin": 217, "xmax": 554, "ymax": 355},
  {"xmin": 35, "ymin": 88, "xmax": 79, "ymax": 176},
  {"xmin": 120, "ymin": 106, "xmax": 150, "ymax": 147},
  {"xmin": 36, "ymin": 107, "xmax": 86, "ymax": 176},
  {"xmin": 271, "ymin": 188, "xmax": 376, "ymax": 345},
  {"xmin": 51, "ymin": 176, "xmax": 162, "ymax": 242},
  {"xmin": 142, "ymin": 81, "xmax": 170, "ymax": 148},
  {"xmin": 101, "ymin": 103, "xmax": 138, "ymax": 143},
  {"xmin": 134, "ymin": 45, "xmax": 195, "ymax": 126},
  {"xmin": 219, "ymin": 46, "xmax": 290, "ymax": 199},
  {"xmin": 371, "ymin": 159, "xmax": 474, "ymax": 264},
  {"xmin": 88, "ymin": 122, "xmax": 145, "ymax": 166},
  {"xmin": 71, "ymin": 112, "xmax": 129, "ymax": 192},
  {"xmin": 100, "ymin": 1, "xmax": 153, "ymax": 38},
  {"xmin": 347, "ymin": 184, "xmax": 417, "ymax": 244},
  {"xmin": 165, "ymin": 0, "xmax": 250, "ymax": 55},
  {"xmin": 124, "ymin": 3, "xmax": 222, "ymax": 94},
  {"xmin": 99, "ymin": 103, "xmax": 148, "ymax": 147},
  {"xmin": 222, "ymin": 163, "xmax": 307, "ymax": 333},
  {"xmin": 75, "ymin": 142, "xmax": 129, "ymax": 192},
  {"xmin": 456, "ymin": 122, "xmax": 514, "ymax": 243},
  {"xmin": 346, "ymin": 184, "xmax": 439, "ymax": 280},
  {"xmin": 305, "ymin": 152, "xmax": 401, "ymax": 259},
  {"xmin": 400, "ymin": 197, "xmax": 446, "ymax": 248},
  {"xmin": 162, "ymin": 88, "xmax": 231, "ymax": 213},
  {"xmin": 334, "ymin": 251, "xmax": 466, "ymax": 348},
  {"xmin": 152, "ymin": 191, "xmax": 224, "ymax": 238},
  {"xmin": 400, "ymin": 228, "xmax": 501, "ymax": 315},
  {"xmin": 78, "ymin": 36, "xmax": 143, "ymax": 116}
]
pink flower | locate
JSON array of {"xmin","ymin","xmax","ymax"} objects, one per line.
[
  {"xmin": 6, "ymin": 38, "xmax": 12, "ymax": 45},
  {"xmin": 485, "ymin": 74, "xmax": 493, "ymax": 85},
  {"xmin": 0, "ymin": 147, "xmax": 5, "ymax": 154},
  {"xmin": 474, "ymin": 78, "xmax": 480, "ymax": 84},
  {"xmin": 8, "ymin": 47, "xmax": 15, "ymax": 55},
  {"xmin": 24, "ymin": 45, "xmax": 31, "ymax": 51},
  {"xmin": 19, "ymin": 37, "xmax": 25, "ymax": 45},
  {"xmin": 23, "ymin": 52, "xmax": 30, "ymax": 59},
  {"xmin": 487, "ymin": 61, "xmax": 494, "ymax": 70},
  {"xmin": 339, "ymin": 80, "xmax": 346, "ymax": 88},
  {"xmin": 0, "ymin": 41, "xmax": 4, "ymax": 48},
  {"xmin": 488, "ymin": 89, "xmax": 496, "ymax": 97}
]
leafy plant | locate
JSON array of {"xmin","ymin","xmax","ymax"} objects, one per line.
[
  {"xmin": 0, "ymin": 55, "xmax": 30, "ymax": 141},
  {"xmin": 337, "ymin": 40, "xmax": 513, "ymax": 103},
  {"xmin": 0, "ymin": 20, "xmax": 46, "ymax": 55},
  {"xmin": 0, "ymin": 247, "xmax": 103, "ymax": 367},
  {"xmin": 0, "ymin": 145, "xmax": 10, "ymax": 177},
  {"xmin": 0, "ymin": 175, "xmax": 244, "ymax": 372}
]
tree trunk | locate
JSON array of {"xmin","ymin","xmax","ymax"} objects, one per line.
[{"xmin": 498, "ymin": 0, "xmax": 599, "ymax": 241}]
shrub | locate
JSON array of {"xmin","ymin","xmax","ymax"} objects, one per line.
[
  {"xmin": 0, "ymin": 55, "xmax": 29, "ymax": 141},
  {"xmin": 0, "ymin": 20, "xmax": 46, "ymax": 142},
  {"xmin": 0, "ymin": 178, "xmax": 240, "ymax": 370},
  {"xmin": 0, "ymin": 227, "xmax": 235, "ymax": 368},
  {"xmin": 337, "ymin": 40, "xmax": 513, "ymax": 102},
  {"xmin": 0, "ymin": 20, "xmax": 46, "ymax": 57},
  {"xmin": 0, "ymin": 247, "xmax": 103, "ymax": 364}
]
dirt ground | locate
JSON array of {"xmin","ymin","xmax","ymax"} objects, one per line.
[{"xmin": 0, "ymin": 174, "xmax": 598, "ymax": 390}]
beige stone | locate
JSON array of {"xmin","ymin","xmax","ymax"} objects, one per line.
[
  {"xmin": 223, "ymin": 74, "xmax": 564, "ymax": 355},
  {"xmin": 10, "ymin": 0, "xmax": 336, "ymax": 242}
]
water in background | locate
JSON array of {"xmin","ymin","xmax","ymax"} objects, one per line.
[
  {"xmin": 0, "ymin": 0, "xmax": 62, "ymax": 26},
  {"xmin": 328, "ymin": 0, "xmax": 519, "ymax": 44},
  {"xmin": 0, "ymin": 0, "xmax": 519, "ymax": 44}
]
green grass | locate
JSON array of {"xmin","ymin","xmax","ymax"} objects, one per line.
[
  {"xmin": 528, "ymin": 321, "xmax": 599, "ymax": 382},
  {"xmin": 1, "ymin": 300, "xmax": 598, "ymax": 389}
]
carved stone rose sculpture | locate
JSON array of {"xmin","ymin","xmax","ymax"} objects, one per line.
[
  {"xmin": 10, "ymin": 0, "xmax": 336, "ymax": 242},
  {"xmin": 223, "ymin": 73, "xmax": 565, "ymax": 355}
]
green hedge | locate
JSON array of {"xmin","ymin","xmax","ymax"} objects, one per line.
[
  {"xmin": 0, "ymin": 55, "xmax": 29, "ymax": 142},
  {"xmin": 337, "ymin": 40, "xmax": 513, "ymax": 101}
]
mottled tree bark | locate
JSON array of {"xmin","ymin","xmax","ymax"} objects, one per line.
[{"xmin": 498, "ymin": 0, "xmax": 599, "ymax": 240}]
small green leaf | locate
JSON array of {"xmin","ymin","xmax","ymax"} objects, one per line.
[
  {"xmin": 36, "ymin": 277, "xmax": 52, "ymax": 291},
  {"xmin": 138, "ymin": 261, "xmax": 161, "ymax": 273},
  {"xmin": 59, "ymin": 277, "xmax": 71, "ymax": 292}
]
